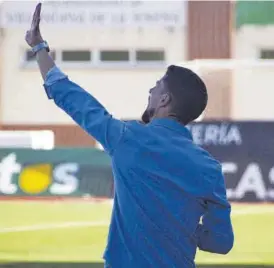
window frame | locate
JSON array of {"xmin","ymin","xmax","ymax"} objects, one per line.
[
  {"xmin": 99, "ymin": 50, "xmax": 131, "ymax": 63},
  {"xmin": 20, "ymin": 48, "xmax": 167, "ymax": 69},
  {"xmin": 61, "ymin": 50, "xmax": 92, "ymax": 63},
  {"xmin": 135, "ymin": 49, "xmax": 166, "ymax": 64},
  {"xmin": 260, "ymin": 49, "xmax": 274, "ymax": 60}
]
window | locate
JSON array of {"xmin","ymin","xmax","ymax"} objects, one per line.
[
  {"xmin": 62, "ymin": 50, "xmax": 91, "ymax": 62},
  {"xmin": 260, "ymin": 49, "xmax": 274, "ymax": 59},
  {"xmin": 22, "ymin": 48, "xmax": 166, "ymax": 68},
  {"xmin": 100, "ymin": 50, "xmax": 129, "ymax": 62},
  {"xmin": 25, "ymin": 50, "xmax": 56, "ymax": 62},
  {"xmin": 136, "ymin": 50, "xmax": 165, "ymax": 62}
]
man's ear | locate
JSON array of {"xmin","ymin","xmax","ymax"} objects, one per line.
[{"xmin": 160, "ymin": 93, "xmax": 171, "ymax": 107}]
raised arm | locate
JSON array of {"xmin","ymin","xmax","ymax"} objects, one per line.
[
  {"xmin": 25, "ymin": 3, "xmax": 126, "ymax": 155},
  {"xmin": 195, "ymin": 174, "xmax": 234, "ymax": 255},
  {"xmin": 25, "ymin": 3, "xmax": 54, "ymax": 79}
]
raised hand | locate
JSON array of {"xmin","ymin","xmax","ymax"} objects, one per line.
[{"xmin": 25, "ymin": 3, "xmax": 44, "ymax": 47}]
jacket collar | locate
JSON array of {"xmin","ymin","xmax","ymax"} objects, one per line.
[{"xmin": 149, "ymin": 118, "xmax": 193, "ymax": 140}]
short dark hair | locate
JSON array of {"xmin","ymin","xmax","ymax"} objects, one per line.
[{"xmin": 164, "ymin": 65, "xmax": 208, "ymax": 125}]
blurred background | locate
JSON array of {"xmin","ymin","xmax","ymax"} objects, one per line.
[{"xmin": 0, "ymin": 1, "xmax": 273, "ymax": 268}]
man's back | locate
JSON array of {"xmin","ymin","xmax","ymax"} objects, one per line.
[
  {"xmin": 41, "ymin": 67, "xmax": 234, "ymax": 268},
  {"xmin": 104, "ymin": 118, "xmax": 233, "ymax": 268}
]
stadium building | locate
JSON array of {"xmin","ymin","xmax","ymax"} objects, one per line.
[{"xmin": 0, "ymin": 1, "xmax": 273, "ymax": 146}]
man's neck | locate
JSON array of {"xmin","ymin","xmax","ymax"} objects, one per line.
[{"xmin": 166, "ymin": 115, "xmax": 185, "ymax": 125}]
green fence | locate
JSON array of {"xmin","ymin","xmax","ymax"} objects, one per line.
[{"xmin": 0, "ymin": 148, "xmax": 113, "ymax": 198}]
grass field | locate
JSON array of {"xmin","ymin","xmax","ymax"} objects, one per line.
[{"xmin": 0, "ymin": 200, "xmax": 274, "ymax": 265}]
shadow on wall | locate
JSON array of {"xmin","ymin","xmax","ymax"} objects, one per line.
[{"xmin": 0, "ymin": 264, "xmax": 273, "ymax": 268}]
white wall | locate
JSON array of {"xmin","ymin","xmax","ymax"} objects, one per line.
[
  {"xmin": 0, "ymin": 27, "xmax": 186, "ymax": 124},
  {"xmin": 234, "ymin": 26, "xmax": 274, "ymax": 59},
  {"xmin": 231, "ymin": 26, "xmax": 274, "ymax": 120},
  {"xmin": 0, "ymin": 0, "xmax": 187, "ymax": 124},
  {"xmin": 232, "ymin": 65, "xmax": 274, "ymax": 120}
]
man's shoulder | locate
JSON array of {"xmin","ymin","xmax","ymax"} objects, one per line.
[
  {"xmin": 120, "ymin": 120, "xmax": 157, "ymax": 144},
  {"xmin": 124, "ymin": 120, "xmax": 144, "ymax": 125},
  {"xmin": 124, "ymin": 120, "xmax": 147, "ymax": 130}
]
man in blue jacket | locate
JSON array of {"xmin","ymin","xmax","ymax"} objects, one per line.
[{"xmin": 25, "ymin": 4, "xmax": 234, "ymax": 268}]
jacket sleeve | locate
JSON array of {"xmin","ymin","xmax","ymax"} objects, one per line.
[
  {"xmin": 43, "ymin": 66, "xmax": 126, "ymax": 155},
  {"xmin": 195, "ymin": 173, "xmax": 234, "ymax": 255}
]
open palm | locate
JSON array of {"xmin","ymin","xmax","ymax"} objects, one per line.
[{"xmin": 25, "ymin": 3, "xmax": 44, "ymax": 47}]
